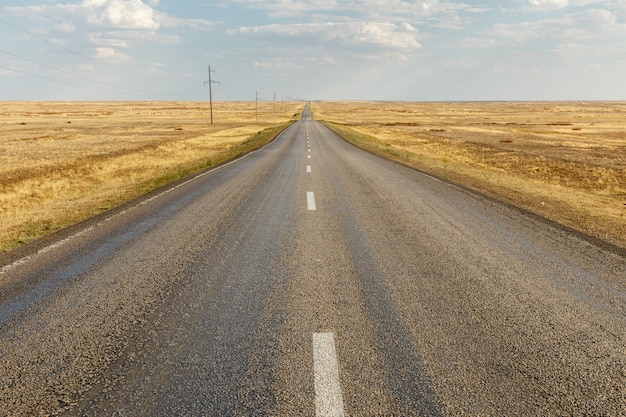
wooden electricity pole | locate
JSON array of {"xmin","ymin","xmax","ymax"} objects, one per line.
[
  {"xmin": 256, "ymin": 91, "xmax": 260, "ymax": 121},
  {"xmin": 204, "ymin": 65, "xmax": 220, "ymax": 124}
]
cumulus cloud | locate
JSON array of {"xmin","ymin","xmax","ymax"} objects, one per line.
[
  {"xmin": 489, "ymin": 8, "xmax": 625, "ymax": 42},
  {"xmin": 7, "ymin": 0, "xmax": 214, "ymax": 34},
  {"xmin": 3, "ymin": 0, "xmax": 216, "ymax": 67},
  {"xmin": 230, "ymin": 21, "xmax": 422, "ymax": 50},
  {"xmin": 81, "ymin": 0, "xmax": 160, "ymax": 30}
]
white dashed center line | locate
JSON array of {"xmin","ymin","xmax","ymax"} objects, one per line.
[
  {"xmin": 307, "ymin": 192, "xmax": 316, "ymax": 210},
  {"xmin": 307, "ymin": 165, "xmax": 312, "ymax": 173},
  {"xmin": 313, "ymin": 333, "xmax": 345, "ymax": 417}
]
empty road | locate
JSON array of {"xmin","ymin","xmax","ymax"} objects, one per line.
[{"xmin": 1, "ymin": 106, "xmax": 625, "ymax": 416}]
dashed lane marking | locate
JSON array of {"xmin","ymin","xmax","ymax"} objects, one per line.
[
  {"xmin": 307, "ymin": 192, "xmax": 317, "ymax": 211},
  {"xmin": 307, "ymin": 165, "xmax": 312, "ymax": 173},
  {"xmin": 313, "ymin": 333, "xmax": 345, "ymax": 417}
]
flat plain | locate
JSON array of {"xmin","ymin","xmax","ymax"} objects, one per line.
[
  {"xmin": 0, "ymin": 102, "xmax": 624, "ymax": 416},
  {"xmin": 2, "ymin": 101, "xmax": 625, "ymax": 253},
  {"xmin": 0, "ymin": 101, "xmax": 301, "ymax": 252},
  {"xmin": 313, "ymin": 101, "xmax": 626, "ymax": 250}
]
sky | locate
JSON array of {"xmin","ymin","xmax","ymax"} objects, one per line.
[{"xmin": 1, "ymin": 0, "xmax": 626, "ymax": 101}]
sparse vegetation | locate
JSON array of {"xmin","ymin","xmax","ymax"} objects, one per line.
[
  {"xmin": 313, "ymin": 101, "xmax": 626, "ymax": 249},
  {"xmin": 0, "ymin": 101, "xmax": 302, "ymax": 252}
]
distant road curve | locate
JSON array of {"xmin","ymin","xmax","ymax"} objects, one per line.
[{"xmin": 1, "ymin": 104, "xmax": 624, "ymax": 416}]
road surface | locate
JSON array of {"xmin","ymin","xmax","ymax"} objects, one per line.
[{"xmin": 1, "ymin": 105, "xmax": 625, "ymax": 416}]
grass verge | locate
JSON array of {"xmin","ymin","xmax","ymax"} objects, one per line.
[
  {"xmin": 1, "ymin": 100, "xmax": 298, "ymax": 253},
  {"xmin": 315, "ymin": 102, "xmax": 626, "ymax": 251}
]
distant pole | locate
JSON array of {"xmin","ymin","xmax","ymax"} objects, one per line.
[
  {"xmin": 208, "ymin": 66, "xmax": 213, "ymax": 124},
  {"xmin": 204, "ymin": 65, "xmax": 220, "ymax": 124},
  {"xmin": 256, "ymin": 91, "xmax": 260, "ymax": 121},
  {"xmin": 273, "ymin": 92, "xmax": 276, "ymax": 113}
]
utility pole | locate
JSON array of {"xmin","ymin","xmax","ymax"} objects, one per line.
[
  {"xmin": 273, "ymin": 92, "xmax": 276, "ymax": 113},
  {"xmin": 256, "ymin": 91, "xmax": 260, "ymax": 121},
  {"xmin": 204, "ymin": 65, "xmax": 220, "ymax": 124}
]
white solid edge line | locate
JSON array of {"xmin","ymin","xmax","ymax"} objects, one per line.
[
  {"xmin": 313, "ymin": 333, "xmax": 345, "ymax": 417},
  {"xmin": 0, "ymin": 134, "xmax": 281, "ymax": 276},
  {"xmin": 307, "ymin": 192, "xmax": 317, "ymax": 211}
]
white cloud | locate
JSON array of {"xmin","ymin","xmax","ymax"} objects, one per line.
[
  {"xmin": 444, "ymin": 59, "xmax": 482, "ymax": 69},
  {"xmin": 156, "ymin": 13, "xmax": 216, "ymax": 30},
  {"xmin": 489, "ymin": 8, "xmax": 626, "ymax": 42},
  {"xmin": 6, "ymin": 1, "xmax": 214, "ymax": 34},
  {"xmin": 2, "ymin": 0, "xmax": 216, "ymax": 68},
  {"xmin": 449, "ymin": 37, "xmax": 498, "ymax": 49},
  {"xmin": 529, "ymin": 0, "xmax": 569, "ymax": 9},
  {"xmin": 230, "ymin": 0, "xmax": 486, "ymax": 26},
  {"xmin": 88, "ymin": 33, "xmax": 130, "ymax": 48},
  {"xmin": 56, "ymin": 22, "xmax": 76, "ymax": 32},
  {"xmin": 74, "ymin": 0, "xmax": 160, "ymax": 30},
  {"xmin": 230, "ymin": 21, "xmax": 422, "ymax": 50},
  {"xmin": 253, "ymin": 61, "xmax": 274, "ymax": 70},
  {"xmin": 526, "ymin": 0, "xmax": 606, "ymax": 10},
  {"xmin": 94, "ymin": 46, "xmax": 130, "ymax": 62}
]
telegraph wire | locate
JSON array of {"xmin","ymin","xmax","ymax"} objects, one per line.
[
  {"xmin": 9, "ymin": 0, "xmax": 69, "ymax": 29},
  {"xmin": 0, "ymin": 48, "xmax": 156, "ymax": 97},
  {"xmin": 1, "ymin": 3, "xmax": 200, "ymax": 99},
  {"xmin": 0, "ymin": 17, "xmax": 166, "ymax": 81},
  {"xmin": 0, "ymin": 64, "xmax": 132, "ymax": 97},
  {"xmin": 7, "ymin": 0, "xmax": 184, "ymax": 78}
]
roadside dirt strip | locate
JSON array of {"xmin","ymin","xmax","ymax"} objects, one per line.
[{"xmin": 1, "ymin": 108, "xmax": 624, "ymax": 416}]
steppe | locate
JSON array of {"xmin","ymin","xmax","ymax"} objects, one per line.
[
  {"xmin": 2, "ymin": 100, "xmax": 625, "ymax": 252},
  {"xmin": 313, "ymin": 101, "xmax": 626, "ymax": 250},
  {"xmin": 0, "ymin": 101, "xmax": 301, "ymax": 252}
]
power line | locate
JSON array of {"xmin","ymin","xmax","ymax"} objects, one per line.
[
  {"xmin": 0, "ymin": 64, "xmax": 130, "ymax": 97},
  {"xmin": 7, "ymin": 0, "xmax": 171, "ymax": 71},
  {"xmin": 9, "ymin": 0, "xmax": 70, "ymax": 29},
  {"xmin": 0, "ymin": 16, "xmax": 164, "ymax": 81},
  {"xmin": 1, "ymin": 4, "xmax": 198, "ymax": 99},
  {"xmin": 0, "ymin": 48, "xmax": 155, "ymax": 97}
]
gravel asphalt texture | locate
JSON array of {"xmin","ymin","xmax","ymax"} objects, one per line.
[{"xmin": 1, "ymin": 107, "xmax": 624, "ymax": 416}]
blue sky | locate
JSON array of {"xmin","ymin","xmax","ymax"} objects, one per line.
[{"xmin": 2, "ymin": 0, "xmax": 626, "ymax": 101}]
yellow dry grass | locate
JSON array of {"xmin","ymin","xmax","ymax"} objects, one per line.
[
  {"xmin": 313, "ymin": 101, "xmax": 626, "ymax": 249},
  {"xmin": 0, "ymin": 101, "xmax": 303, "ymax": 252}
]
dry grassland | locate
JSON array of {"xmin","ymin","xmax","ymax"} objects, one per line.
[
  {"xmin": 313, "ymin": 101, "xmax": 626, "ymax": 250},
  {"xmin": 0, "ymin": 101, "xmax": 302, "ymax": 252}
]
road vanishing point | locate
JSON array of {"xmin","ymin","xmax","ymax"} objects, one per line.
[{"xmin": 1, "ymin": 105, "xmax": 625, "ymax": 416}]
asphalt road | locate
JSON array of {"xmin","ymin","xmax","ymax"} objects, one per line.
[{"xmin": 1, "ymin": 106, "xmax": 625, "ymax": 416}]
